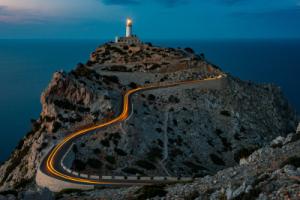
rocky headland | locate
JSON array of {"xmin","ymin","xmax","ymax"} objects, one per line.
[{"xmin": 0, "ymin": 41, "xmax": 298, "ymax": 200}]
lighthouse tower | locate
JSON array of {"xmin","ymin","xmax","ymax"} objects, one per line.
[
  {"xmin": 115, "ymin": 18, "xmax": 141, "ymax": 44},
  {"xmin": 126, "ymin": 18, "xmax": 133, "ymax": 37}
]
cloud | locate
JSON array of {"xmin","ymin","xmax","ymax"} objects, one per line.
[
  {"xmin": 101, "ymin": 0, "xmax": 140, "ymax": 5},
  {"xmin": 232, "ymin": 6, "xmax": 300, "ymax": 19},
  {"xmin": 101, "ymin": 0, "xmax": 189, "ymax": 7}
]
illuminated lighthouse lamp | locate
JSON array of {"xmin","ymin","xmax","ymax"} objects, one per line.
[{"xmin": 115, "ymin": 18, "xmax": 141, "ymax": 45}]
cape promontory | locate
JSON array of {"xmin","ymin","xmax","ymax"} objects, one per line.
[{"xmin": 0, "ymin": 40, "xmax": 299, "ymax": 200}]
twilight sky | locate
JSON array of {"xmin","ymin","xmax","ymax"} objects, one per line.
[{"xmin": 0, "ymin": 0, "xmax": 299, "ymax": 39}]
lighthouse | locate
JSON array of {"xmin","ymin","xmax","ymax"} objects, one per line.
[
  {"xmin": 126, "ymin": 18, "xmax": 133, "ymax": 37},
  {"xmin": 115, "ymin": 18, "xmax": 141, "ymax": 45}
]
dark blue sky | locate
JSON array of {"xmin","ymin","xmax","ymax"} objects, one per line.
[{"xmin": 0, "ymin": 0, "xmax": 299, "ymax": 39}]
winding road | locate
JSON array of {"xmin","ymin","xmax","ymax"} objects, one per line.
[{"xmin": 38, "ymin": 74, "xmax": 225, "ymax": 189}]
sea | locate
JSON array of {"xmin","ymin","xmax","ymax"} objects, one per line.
[{"xmin": 0, "ymin": 39, "xmax": 299, "ymax": 162}]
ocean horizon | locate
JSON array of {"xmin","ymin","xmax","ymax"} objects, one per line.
[{"xmin": 0, "ymin": 38, "xmax": 299, "ymax": 162}]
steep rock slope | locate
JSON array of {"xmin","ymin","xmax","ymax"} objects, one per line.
[{"xmin": 0, "ymin": 42, "xmax": 297, "ymax": 195}]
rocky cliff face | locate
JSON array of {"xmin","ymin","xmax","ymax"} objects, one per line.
[{"xmin": 0, "ymin": 41, "xmax": 298, "ymax": 199}]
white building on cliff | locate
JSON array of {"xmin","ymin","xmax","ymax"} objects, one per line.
[{"xmin": 115, "ymin": 18, "xmax": 141, "ymax": 45}]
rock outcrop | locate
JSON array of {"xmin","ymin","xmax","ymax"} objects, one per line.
[{"xmin": 0, "ymin": 41, "xmax": 298, "ymax": 199}]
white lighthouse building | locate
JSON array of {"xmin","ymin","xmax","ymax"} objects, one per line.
[
  {"xmin": 126, "ymin": 18, "xmax": 133, "ymax": 37},
  {"xmin": 115, "ymin": 18, "xmax": 141, "ymax": 45}
]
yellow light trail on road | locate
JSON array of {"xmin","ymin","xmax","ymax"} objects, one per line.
[{"xmin": 45, "ymin": 75, "xmax": 224, "ymax": 185}]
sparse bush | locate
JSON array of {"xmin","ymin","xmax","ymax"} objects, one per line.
[
  {"xmin": 210, "ymin": 154, "xmax": 225, "ymax": 166},
  {"xmin": 220, "ymin": 110, "xmax": 231, "ymax": 117},
  {"xmin": 183, "ymin": 161, "xmax": 206, "ymax": 173},
  {"xmin": 0, "ymin": 190, "xmax": 18, "ymax": 196},
  {"xmin": 220, "ymin": 136, "xmax": 232, "ymax": 151},
  {"xmin": 122, "ymin": 167, "xmax": 144, "ymax": 175},
  {"xmin": 56, "ymin": 189, "xmax": 85, "ymax": 199},
  {"xmin": 168, "ymin": 95, "xmax": 180, "ymax": 103},
  {"xmin": 52, "ymin": 121, "xmax": 61, "ymax": 133},
  {"xmin": 101, "ymin": 138, "xmax": 110, "ymax": 147},
  {"xmin": 184, "ymin": 47, "xmax": 195, "ymax": 54},
  {"xmin": 147, "ymin": 147, "xmax": 163, "ymax": 161},
  {"xmin": 155, "ymin": 128, "xmax": 162, "ymax": 133},
  {"xmin": 135, "ymin": 160, "xmax": 156, "ymax": 170},
  {"xmin": 234, "ymin": 147, "xmax": 258, "ymax": 162},
  {"xmin": 215, "ymin": 129, "xmax": 223, "ymax": 136},
  {"xmin": 280, "ymin": 156, "xmax": 300, "ymax": 168},
  {"xmin": 129, "ymin": 82, "xmax": 138, "ymax": 89},
  {"xmin": 148, "ymin": 94, "xmax": 156, "ymax": 101},
  {"xmin": 105, "ymin": 155, "xmax": 116, "ymax": 165},
  {"xmin": 72, "ymin": 159, "xmax": 86, "ymax": 171},
  {"xmin": 184, "ymin": 190, "xmax": 200, "ymax": 200},
  {"xmin": 0, "ymin": 145, "xmax": 30, "ymax": 185},
  {"xmin": 14, "ymin": 178, "xmax": 33, "ymax": 189},
  {"xmin": 37, "ymin": 142, "xmax": 48, "ymax": 152},
  {"xmin": 54, "ymin": 99, "xmax": 76, "ymax": 110},
  {"xmin": 114, "ymin": 148, "xmax": 127, "ymax": 156},
  {"xmin": 170, "ymin": 148, "xmax": 183, "ymax": 157},
  {"xmin": 72, "ymin": 63, "xmax": 94, "ymax": 78},
  {"xmin": 87, "ymin": 158, "xmax": 102, "ymax": 169},
  {"xmin": 102, "ymin": 75, "xmax": 120, "ymax": 85},
  {"xmin": 107, "ymin": 65, "xmax": 129, "ymax": 72},
  {"xmin": 93, "ymin": 148, "xmax": 101, "ymax": 154},
  {"xmin": 149, "ymin": 64, "xmax": 161, "ymax": 70},
  {"xmin": 134, "ymin": 185, "xmax": 167, "ymax": 200}
]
